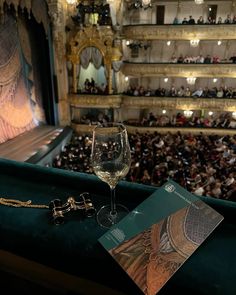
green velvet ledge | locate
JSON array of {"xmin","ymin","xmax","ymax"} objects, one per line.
[{"xmin": 0, "ymin": 158, "xmax": 235, "ymax": 295}]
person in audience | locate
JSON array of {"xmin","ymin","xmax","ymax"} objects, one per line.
[
  {"xmin": 216, "ymin": 87, "xmax": 224, "ymax": 98},
  {"xmin": 206, "ymin": 16, "xmax": 214, "ymax": 24},
  {"xmin": 177, "ymin": 86, "xmax": 185, "ymax": 97},
  {"xmin": 224, "ymin": 14, "xmax": 232, "ymax": 24},
  {"xmin": 177, "ymin": 54, "xmax": 184, "ymax": 63},
  {"xmin": 170, "ymin": 54, "xmax": 177, "ymax": 63},
  {"xmin": 188, "ymin": 15, "xmax": 195, "ymax": 24},
  {"xmin": 212, "ymin": 55, "xmax": 220, "ymax": 63},
  {"xmin": 197, "ymin": 16, "xmax": 204, "ymax": 24},
  {"xmin": 173, "ymin": 17, "xmax": 179, "ymax": 24},
  {"xmin": 217, "ymin": 16, "xmax": 223, "ymax": 24},
  {"xmin": 230, "ymin": 55, "xmax": 236, "ymax": 63},
  {"xmin": 184, "ymin": 87, "xmax": 191, "ymax": 97},
  {"xmin": 204, "ymin": 55, "xmax": 212, "ymax": 63},
  {"xmin": 192, "ymin": 88, "xmax": 203, "ymax": 97},
  {"xmin": 196, "ymin": 55, "xmax": 204, "ymax": 63}
]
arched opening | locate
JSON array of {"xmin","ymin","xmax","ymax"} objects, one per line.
[{"xmin": 78, "ymin": 46, "xmax": 107, "ymax": 94}]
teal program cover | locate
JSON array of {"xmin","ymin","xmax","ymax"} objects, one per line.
[{"xmin": 99, "ymin": 180, "xmax": 224, "ymax": 295}]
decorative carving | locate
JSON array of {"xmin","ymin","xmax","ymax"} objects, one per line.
[
  {"xmin": 69, "ymin": 94, "xmax": 236, "ymax": 112},
  {"xmin": 122, "ymin": 63, "xmax": 236, "ymax": 78},
  {"xmin": 69, "ymin": 94, "xmax": 121, "ymax": 108},
  {"xmin": 67, "ymin": 25, "xmax": 122, "ymax": 94},
  {"xmin": 123, "ymin": 24, "xmax": 236, "ymax": 40}
]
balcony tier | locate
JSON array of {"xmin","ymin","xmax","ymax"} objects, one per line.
[
  {"xmin": 123, "ymin": 24, "xmax": 236, "ymax": 41},
  {"xmin": 69, "ymin": 94, "xmax": 236, "ymax": 112},
  {"xmin": 121, "ymin": 62, "xmax": 236, "ymax": 78}
]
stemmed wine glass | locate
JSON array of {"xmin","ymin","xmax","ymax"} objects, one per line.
[{"xmin": 91, "ymin": 122, "xmax": 131, "ymax": 228}]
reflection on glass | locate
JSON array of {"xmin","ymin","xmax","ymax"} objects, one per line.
[{"xmin": 91, "ymin": 122, "xmax": 131, "ymax": 228}]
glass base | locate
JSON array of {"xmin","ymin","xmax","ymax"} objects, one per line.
[{"xmin": 96, "ymin": 204, "xmax": 129, "ymax": 228}]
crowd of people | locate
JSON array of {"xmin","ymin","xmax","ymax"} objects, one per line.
[
  {"xmin": 52, "ymin": 131, "xmax": 236, "ymax": 202},
  {"xmin": 76, "ymin": 112, "xmax": 111, "ymax": 125},
  {"xmin": 173, "ymin": 14, "xmax": 236, "ymax": 25},
  {"xmin": 170, "ymin": 54, "xmax": 222, "ymax": 64},
  {"xmin": 124, "ymin": 84, "xmax": 236, "ymax": 98},
  {"xmin": 125, "ymin": 112, "xmax": 236, "ymax": 129},
  {"xmin": 78, "ymin": 78, "xmax": 108, "ymax": 94}
]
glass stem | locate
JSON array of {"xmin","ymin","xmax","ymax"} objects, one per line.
[{"xmin": 110, "ymin": 187, "xmax": 117, "ymax": 216}]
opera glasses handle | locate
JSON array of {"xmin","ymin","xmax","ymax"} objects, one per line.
[{"xmin": 49, "ymin": 193, "xmax": 96, "ymax": 225}]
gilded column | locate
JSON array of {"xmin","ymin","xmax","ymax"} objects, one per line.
[{"xmin": 47, "ymin": 0, "xmax": 70, "ymax": 125}]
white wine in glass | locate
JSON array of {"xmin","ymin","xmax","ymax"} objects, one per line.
[{"xmin": 91, "ymin": 122, "xmax": 131, "ymax": 228}]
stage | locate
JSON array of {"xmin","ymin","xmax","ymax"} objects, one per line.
[{"xmin": 0, "ymin": 125, "xmax": 73, "ymax": 165}]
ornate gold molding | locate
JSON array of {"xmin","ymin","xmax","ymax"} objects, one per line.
[
  {"xmin": 123, "ymin": 25, "xmax": 236, "ymax": 41},
  {"xmin": 71, "ymin": 123, "xmax": 236, "ymax": 135},
  {"xmin": 126, "ymin": 126, "xmax": 236, "ymax": 135},
  {"xmin": 122, "ymin": 96, "xmax": 236, "ymax": 111},
  {"xmin": 69, "ymin": 94, "xmax": 122, "ymax": 108},
  {"xmin": 122, "ymin": 63, "xmax": 236, "ymax": 78},
  {"xmin": 67, "ymin": 26, "xmax": 122, "ymax": 94},
  {"xmin": 69, "ymin": 94, "xmax": 236, "ymax": 112}
]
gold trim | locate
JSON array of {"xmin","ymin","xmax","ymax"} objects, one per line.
[
  {"xmin": 69, "ymin": 94, "xmax": 236, "ymax": 112},
  {"xmin": 123, "ymin": 25, "xmax": 236, "ymax": 41},
  {"xmin": 67, "ymin": 26, "xmax": 122, "ymax": 94},
  {"xmin": 69, "ymin": 94, "xmax": 121, "ymax": 108},
  {"xmin": 71, "ymin": 124, "xmax": 236, "ymax": 136},
  {"xmin": 122, "ymin": 63, "xmax": 236, "ymax": 78},
  {"xmin": 121, "ymin": 95, "xmax": 236, "ymax": 111}
]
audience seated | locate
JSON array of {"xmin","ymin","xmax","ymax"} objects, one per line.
[{"xmin": 52, "ymin": 131, "xmax": 236, "ymax": 202}]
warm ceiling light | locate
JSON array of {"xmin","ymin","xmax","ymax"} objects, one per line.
[
  {"xmin": 164, "ymin": 78, "xmax": 168, "ymax": 83},
  {"xmin": 195, "ymin": 0, "xmax": 204, "ymax": 4},
  {"xmin": 162, "ymin": 110, "xmax": 166, "ymax": 114},
  {"xmin": 213, "ymin": 78, "xmax": 218, "ymax": 83},
  {"xmin": 186, "ymin": 77, "xmax": 196, "ymax": 85},
  {"xmin": 217, "ymin": 40, "xmax": 222, "ymax": 46},
  {"xmin": 208, "ymin": 111, "xmax": 214, "ymax": 116},
  {"xmin": 232, "ymin": 112, "xmax": 236, "ymax": 119},
  {"xmin": 184, "ymin": 110, "xmax": 193, "ymax": 118},
  {"xmin": 167, "ymin": 41, "xmax": 171, "ymax": 46},
  {"xmin": 142, "ymin": 0, "xmax": 152, "ymax": 5},
  {"xmin": 66, "ymin": 0, "xmax": 77, "ymax": 4},
  {"xmin": 190, "ymin": 39, "xmax": 200, "ymax": 47},
  {"xmin": 125, "ymin": 76, "xmax": 129, "ymax": 81}
]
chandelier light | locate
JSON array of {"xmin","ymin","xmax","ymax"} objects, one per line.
[
  {"xmin": 190, "ymin": 39, "xmax": 200, "ymax": 47},
  {"xmin": 195, "ymin": 0, "xmax": 204, "ymax": 4},
  {"xmin": 232, "ymin": 112, "xmax": 236, "ymax": 120},
  {"xmin": 142, "ymin": 0, "xmax": 152, "ymax": 5},
  {"xmin": 184, "ymin": 110, "xmax": 193, "ymax": 118},
  {"xmin": 129, "ymin": 0, "xmax": 152, "ymax": 9},
  {"xmin": 186, "ymin": 77, "xmax": 196, "ymax": 85},
  {"xmin": 66, "ymin": 0, "xmax": 77, "ymax": 4}
]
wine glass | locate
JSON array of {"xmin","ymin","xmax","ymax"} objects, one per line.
[{"xmin": 91, "ymin": 122, "xmax": 131, "ymax": 228}]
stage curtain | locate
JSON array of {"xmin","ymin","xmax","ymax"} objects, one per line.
[
  {"xmin": 17, "ymin": 17, "xmax": 46, "ymax": 123},
  {"xmin": 0, "ymin": 15, "xmax": 36, "ymax": 143}
]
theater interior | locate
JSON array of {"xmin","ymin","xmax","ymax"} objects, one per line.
[{"xmin": 0, "ymin": 0, "xmax": 236, "ymax": 294}]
